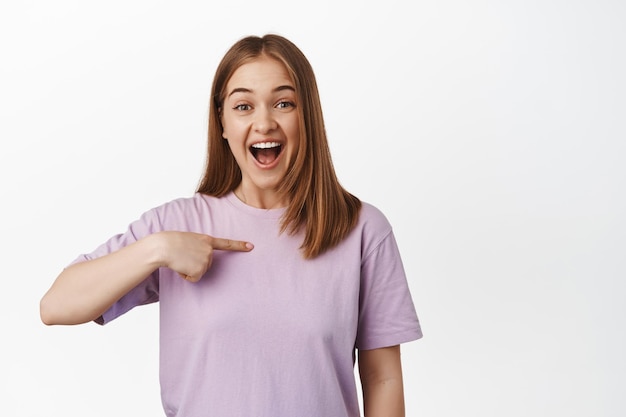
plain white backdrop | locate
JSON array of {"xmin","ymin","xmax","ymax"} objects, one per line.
[{"xmin": 1, "ymin": 0, "xmax": 624, "ymax": 416}]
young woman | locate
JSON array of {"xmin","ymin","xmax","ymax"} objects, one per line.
[{"xmin": 40, "ymin": 34, "xmax": 422, "ymax": 417}]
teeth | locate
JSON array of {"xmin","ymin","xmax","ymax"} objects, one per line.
[{"xmin": 251, "ymin": 142, "xmax": 281, "ymax": 149}]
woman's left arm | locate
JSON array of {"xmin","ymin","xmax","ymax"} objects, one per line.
[{"xmin": 358, "ymin": 345, "xmax": 406, "ymax": 417}]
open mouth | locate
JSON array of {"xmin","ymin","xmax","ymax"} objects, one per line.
[{"xmin": 250, "ymin": 142, "xmax": 283, "ymax": 165}]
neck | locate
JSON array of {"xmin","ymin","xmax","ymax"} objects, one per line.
[{"xmin": 234, "ymin": 185, "xmax": 288, "ymax": 210}]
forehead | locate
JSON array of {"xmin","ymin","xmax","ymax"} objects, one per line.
[{"xmin": 226, "ymin": 56, "xmax": 293, "ymax": 93}]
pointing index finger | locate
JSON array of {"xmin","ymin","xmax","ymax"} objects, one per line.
[{"xmin": 211, "ymin": 237, "xmax": 254, "ymax": 252}]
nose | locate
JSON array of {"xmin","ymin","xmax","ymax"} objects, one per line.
[{"xmin": 253, "ymin": 106, "xmax": 277, "ymax": 134}]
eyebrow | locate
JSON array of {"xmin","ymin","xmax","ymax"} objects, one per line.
[{"xmin": 227, "ymin": 85, "xmax": 295, "ymax": 98}]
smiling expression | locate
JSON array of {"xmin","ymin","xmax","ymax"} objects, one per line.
[{"xmin": 220, "ymin": 55, "xmax": 300, "ymax": 208}]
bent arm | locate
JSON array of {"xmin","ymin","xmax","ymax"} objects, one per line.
[
  {"xmin": 40, "ymin": 231, "xmax": 253, "ymax": 325},
  {"xmin": 40, "ymin": 233, "xmax": 163, "ymax": 326},
  {"xmin": 358, "ymin": 345, "xmax": 406, "ymax": 417}
]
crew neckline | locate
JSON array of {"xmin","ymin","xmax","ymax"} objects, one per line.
[{"xmin": 224, "ymin": 191, "xmax": 287, "ymax": 219}]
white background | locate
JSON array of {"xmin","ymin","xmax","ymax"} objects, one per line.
[{"xmin": 1, "ymin": 0, "xmax": 624, "ymax": 416}]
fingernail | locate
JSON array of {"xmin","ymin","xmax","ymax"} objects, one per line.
[{"xmin": 245, "ymin": 242, "xmax": 254, "ymax": 250}]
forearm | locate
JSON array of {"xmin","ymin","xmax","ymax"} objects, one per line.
[
  {"xmin": 358, "ymin": 345, "xmax": 406, "ymax": 417},
  {"xmin": 362, "ymin": 376, "xmax": 405, "ymax": 417},
  {"xmin": 40, "ymin": 233, "xmax": 162, "ymax": 325}
]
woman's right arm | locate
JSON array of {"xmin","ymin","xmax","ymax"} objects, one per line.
[{"xmin": 40, "ymin": 231, "xmax": 253, "ymax": 326}]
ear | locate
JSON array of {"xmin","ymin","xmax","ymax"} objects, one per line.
[{"xmin": 218, "ymin": 107, "xmax": 227, "ymax": 139}]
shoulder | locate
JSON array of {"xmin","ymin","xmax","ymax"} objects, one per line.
[
  {"xmin": 141, "ymin": 193, "xmax": 227, "ymax": 230},
  {"xmin": 354, "ymin": 201, "xmax": 395, "ymax": 257},
  {"xmin": 357, "ymin": 201, "xmax": 393, "ymax": 235},
  {"xmin": 149, "ymin": 193, "xmax": 217, "ymax": 215}
]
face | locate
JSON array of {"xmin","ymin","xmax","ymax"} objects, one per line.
[{"xmin": 221, "ymin": 55, "xmax": 300, "ymax": 206}]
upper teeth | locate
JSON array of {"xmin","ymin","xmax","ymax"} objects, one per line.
[{"xmin": 251, "ymin": 142, "xmax": 281, "ymax": 149}]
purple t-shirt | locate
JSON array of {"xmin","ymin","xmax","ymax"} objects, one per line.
[{"xmin": 72, "ymin": 192, "xmax": 422, "ymax": 417}]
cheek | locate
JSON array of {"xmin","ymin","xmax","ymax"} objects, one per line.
[
  {"xmin": 221, "ymin": 120, "xmax": 239, "ymax": 151},
  {"xmin": 286, "ymin": 117, "xmax": 301, "ymax": 143},
  {"xmin": 221, "ymin": 117, "xmax": 241, "ymax": 140},
  {"xmin": 287, "ymin": 131, "xmax": 301, "ymax": 162},
  {"xmin": 227, "ymin": 117, "xmax": 251, "ymax": 135}
]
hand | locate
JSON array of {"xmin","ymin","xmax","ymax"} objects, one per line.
[{"xmin": 155, "ymin": 231, "xmax": 253, "ymax": 282}]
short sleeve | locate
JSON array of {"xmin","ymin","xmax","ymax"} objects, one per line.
[
  {"xmin": 356, "ymin": 230, "xmax": 422, "ymax": 350},
  {"xmin": 68, "ymin": 209, "xmax": 161, "ymax": 325}
]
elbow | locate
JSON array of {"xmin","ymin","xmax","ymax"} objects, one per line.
[
  {"xmin": 40, "ymin": 298, "xmax": 54, "ymax": 325},
  {"xmin": 40, "ymin": 267, "xmax": 101, "ymax": 325},
  {"xmin": 40, "ymin": 293, "xmax": 62, "ymax": 325},
  {"xmin": 39, "ymin": 293, "xmax": 90, "ymax": 325}
]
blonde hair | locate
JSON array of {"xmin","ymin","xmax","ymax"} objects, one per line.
[{"xmin": 197, "ymin": 34, "xmax": 361, "ymax": 258}]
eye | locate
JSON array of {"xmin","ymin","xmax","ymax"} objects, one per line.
[
  {"xmin": 276, "ymin": 100, "xmax": 295, "ymax": 110},
  {"xmin": 233, "ymin": 103, "xmax": 252, "ymax": 111}
]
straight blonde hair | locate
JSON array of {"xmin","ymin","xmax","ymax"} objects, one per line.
[{"xmin": 197, "ymin": 34, "xmax": 361, "ymax": 258}]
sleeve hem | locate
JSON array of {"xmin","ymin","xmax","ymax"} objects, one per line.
[{"xmin": 357, "ymin": 328, "xmax": 423, "ymax": 351}]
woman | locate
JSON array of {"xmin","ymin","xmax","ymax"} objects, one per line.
[{"xmin": 40, "ymin": 34, "xmax": 422, "ymax": 417}]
